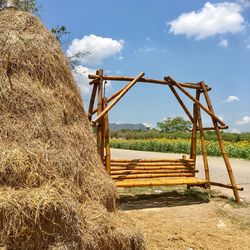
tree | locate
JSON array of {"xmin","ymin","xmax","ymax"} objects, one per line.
[
  {"xmin": 0, "ymin": 0, "xmax": 39, "ymax": 14},
  {"xmin": 157, "ymin": 116, "xmax": 192, "ymax": 133}
]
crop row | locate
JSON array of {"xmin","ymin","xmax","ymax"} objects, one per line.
[{"xmin": 110, "ymin": 138, "xmax": 250, "ymax": 160}]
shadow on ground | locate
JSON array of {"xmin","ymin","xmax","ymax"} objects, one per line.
[{"xmin": 118, "ymin": 189, "xmax": 210, "ymax": 210}]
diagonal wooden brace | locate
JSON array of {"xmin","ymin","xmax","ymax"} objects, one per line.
[
  {"xmin": 92, "ymin": 72, "xmax": 145, "ymax": 124},
  {"xmin": 164, "ymin": 76, "xmax": 225, "ymax": 127}
]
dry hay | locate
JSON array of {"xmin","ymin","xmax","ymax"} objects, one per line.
[{"xmin": 0, "ymin": 9, "xmax": 145, "ymax": 249}]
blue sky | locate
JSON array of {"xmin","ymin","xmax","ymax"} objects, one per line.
[{"xmin": 37, "ymin": 0, "xmax": 250, "ymax": 132}]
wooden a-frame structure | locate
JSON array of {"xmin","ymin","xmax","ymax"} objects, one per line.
[{"xmin": 88, "ymin": 69, "xmax": 243, "ymax": 203}]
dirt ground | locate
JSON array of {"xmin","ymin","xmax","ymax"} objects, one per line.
[
  {"xmin": 118, "ymin": 187, "xmax": 250, "ymax": 250},
  {"xmin": 113, "ymin": 149, "xmax": 250, "ymax": 249}
]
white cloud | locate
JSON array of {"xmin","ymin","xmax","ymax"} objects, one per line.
[
  {"xmin": 72, "ymin": 66, "xmax": 111, "ymax": 97},
  {"xmin": 236, "ymin": 116, "xmax": 250, "ymax": 125},
  {"xmin": 72, "ymin": 66, "xmax": 95, "ymax": 97},
  {"xmin": 223, "ymin": 95, "xmax": 240, "ymax": 103},
  {"xmin": 218, "ymin": 39, "xmax": 228, "ymax": 48},
  {"xmin": 168, "ymin": 2, "xmax": 245, "ymax": 40},
  {"xmin": 67, "ymin": 34, "xmax": 124, "ymax": 66},
  {"xmin": 136, "ymin": 46, "xmax": 157, "ymax": 53}
]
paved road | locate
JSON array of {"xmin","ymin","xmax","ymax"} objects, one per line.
[{"xmin": 111, "ymin": 148, "xmax": 250, "ymax": 201}]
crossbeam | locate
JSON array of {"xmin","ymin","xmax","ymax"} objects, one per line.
[{"xmin": 89, "ymin": 74, "xmax": 211, "ymax": 90}]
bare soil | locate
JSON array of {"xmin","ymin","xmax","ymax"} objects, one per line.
[{"xmin": 118, "ymin": 187, "xmax": 250, "ymax": 250}]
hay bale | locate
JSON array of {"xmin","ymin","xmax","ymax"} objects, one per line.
[{"xmin": 0, "ymin": 9, "xmax": 145, "ymax": 249}]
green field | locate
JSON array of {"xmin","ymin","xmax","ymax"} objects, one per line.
[{"xmin": 110, "ymin": 138, "xmax": 250, "ymax": 160}]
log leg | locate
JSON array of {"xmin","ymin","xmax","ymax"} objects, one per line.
[
  {"xmin": 200, "ymin": 82, "xmax": 240, "ymax": 203},
  {"xmin": 103, "ymin": 98, "xmax": 111, "ymax": 174},
  {"xmin": 96, "ymin": 69, "xmax": 104, "ymax": 160}
]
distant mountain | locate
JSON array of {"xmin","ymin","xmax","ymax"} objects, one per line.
[{"xmin": 109, "ymin": 123, "xmax": 149, "ymax": 131}]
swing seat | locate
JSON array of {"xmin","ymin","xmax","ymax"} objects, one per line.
[{"xmin": 110, "ymin": 158, "xmax": 208, "ymax": 188}]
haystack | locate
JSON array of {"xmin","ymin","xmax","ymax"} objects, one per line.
[{"xmin": 0, "ymin": 9, "xmax": 145, "ymax": 249}]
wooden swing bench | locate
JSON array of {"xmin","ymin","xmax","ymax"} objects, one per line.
[
  {"xmin": 88, "ymin": 69, "xmax": 242, "ymax": 203},
  {"xmin": 109, "ymin": 158, "xmax": 208, "ymax": 188}
]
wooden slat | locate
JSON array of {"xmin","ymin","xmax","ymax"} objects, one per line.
[
  {"xmin": 110, "ymin": 166, "xmax": 195, "ymax": 171},
  {"xmin": 111, "ymin": 169, "xmax": 198, "ymax": 175},
  {"xmin": 110, "ymin": 162, "xmax": 194, "ymax": 167},
  {"xmin": 114, "ymin": 177, "xmax": 208, "ymax": 187},
  {"xmin": 111, "ymin": 158, "xmax": 194, "ymax": 163},
  {"xmin": 112, "ymin": 173, "xmax": 195, "ymax": 179}
]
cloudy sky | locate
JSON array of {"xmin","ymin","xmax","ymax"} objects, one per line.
[{"xmin": 38, "ymin": 0, "xmax": 250, "ymax": 132}]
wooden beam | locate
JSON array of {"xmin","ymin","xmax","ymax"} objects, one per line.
[
  {"xmin": 111, "ymin": 162, "xmax": 194, "ymax": 167},
  {"xmin": 169, "ymin": 85, "xmax": 193, "ymax": 123},
  {"xmin": 111, "ymin": 169, "xmax": 198, "ymax": 175},
  {"xmin": 96, "ymin": 69, "xmax": 104, "ymax": 159},
  {"xmin": 89, "ymin": 74, "xmax": 211, "ymax": 90},
  {"xmin": 87, "ymin": 82, "xmax": 98, "ymax": 121},
  {"xmin": 111, "ymin": 166, "xmax": 195, "ymax": 171},
  {"xmin": 111, "ymin": 158, "xmax": 194, "ymax": 163},
  {"xmin": 114, "ymin": 177, "xmax": 208, "ymax": 187},
  {"xmin": 165, "ymin": 76, "xmax": 225, "ymax": 127},
  {"xmin": 103, "ymin": 98, "xmax": 111, "ymax": 175},
  {"xmin": 190, "ymin": 101, "xmax": 198, "ymax": 162},
  {"xmin": 210, "ymin": 182, "xmax": 243, "ymax": 191},
  {"xmin": 200, "ymin": 81, "xmax": 240, "ymax": 203},
  {"xmin": 197, "ymin": 101, "xmax": 210, "ymax": 184},
  {"xmin": 197, "ymin": 125, "xmax": 228, "ymax": 131},
  {"xmin": 91, "ymin": 85, "xmax": 127, "ymax": 116},
  {"xmin": 92, "ymin": 72, "xmax": 145, "ymax": 124},
  {"xmin": 112, "ymin": 173, "xmax": 195, "ymax": 179}
]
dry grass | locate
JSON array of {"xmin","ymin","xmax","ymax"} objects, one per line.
[{"xmin": 0, "ymin": 9, "xmax": 145, "ymax": 249}]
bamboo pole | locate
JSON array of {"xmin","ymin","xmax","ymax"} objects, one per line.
[
  {"xmin": 88, "ymin": 82, "xmax": 98, "ymax": 121},
  {"xmin": 210, "ymin": 182, "xmax": 243, "ymax": 191},
  {"xmin": 114, "ymin": 177, "xmax": 208, "ymax": 187},
  {"xmin": 197, "ymin": 101, "xmax": 210, "ymax": 184},
  {"xmin": 110, "ymin": 162, "xmax": 194, "ymax": 167},
  {"xmin": 89, "ymin": 74, "xmax": 211, "ymax": 90},
  {"xmin": 103, "ymin": 98, "xmax": 111, "ymax": 175},
  {"xmin": 200, "ymin": 81, "xmax": 240, "ymax": 203},
  {"xmin": 164, "ymin": 76, "xmax": 225, "ymax": 126},
  {"xmin": 111, "ymin": 169, "xmax": 198, "ymax": 175},
  {"xmin": 111, "ymin": 166, "xmax": 196, "ymax": 171},
  {"xmin": 169, "ymin": 85, "xmax": 193, "ymax": 122},
  {"xmin": 112, "ymin": 173, "xmax": 195, "ymax": 179},
  {"xmin": 92, "ymin": 72, "xmax": 145, "ymax": 124},
  {"xmin": 91, "ymin": 85, "xmax": 127, "ymax": 116},
  {"xmin": 96, "ymin": 69, "xmax": 104, "ymax": 159},
  {"xmin": 196, "ymin": 125, "xmax": 228, "ymax": 131},
  {"xmin": 111, "ymin": 158, "xmax": 194, "ymax": 163},
  {"xmin": 190, "ymin": 102, "xmax": 198, "ymax": 161}
]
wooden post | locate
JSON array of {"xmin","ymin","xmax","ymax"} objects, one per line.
[
  {"xmin": 96, "ymin": 69, "xmax": 104, "ymax": 160},
  {"xmin": 200, "ymin": 81, "xmax": 240, "ymax": 203},
  {"xmin": 190, "ymin": 90, "xmax": 199, "ymax": 162},
  {"xmin": 197, "ymin": 100, "xmax": 210, "ymax": 185},
  {"xmin": 103, "ymin": 98, "xmax": 111, "ymax": 174},
  {"xmin": 88, "ymin": 82, "xmax": 98, "ymax": 121}
]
